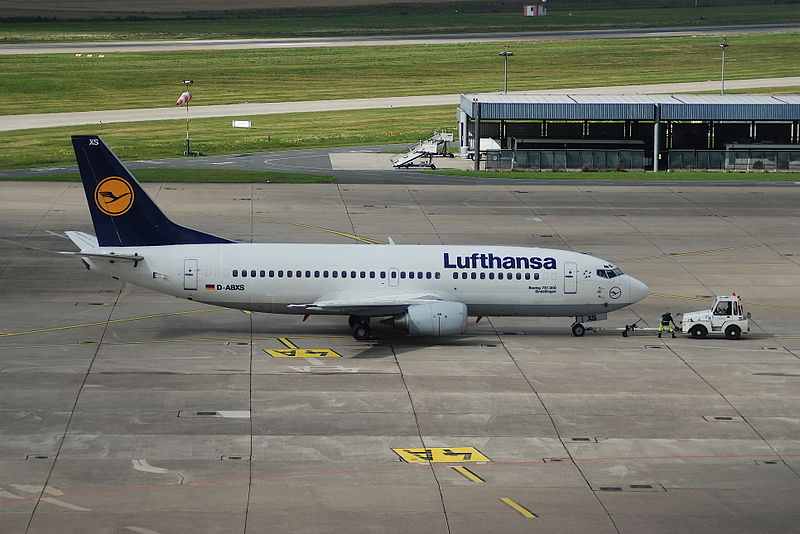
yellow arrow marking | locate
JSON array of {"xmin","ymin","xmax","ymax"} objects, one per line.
[
  {"xmin": 501, "ymin": 498, "xmax": 537, "ymax": 519},
  {"xmin": 392, "ymin": 447, "xmax": 491, "ymax": 463},
  {"xmin": 265, "ymin": 348, "xmax": 342, "ymax": 358},
  {"xmin": 277, "ymin": 337, "xmax": 298, "ymax": 349}
]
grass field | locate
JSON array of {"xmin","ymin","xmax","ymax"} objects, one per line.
[
  {"xmin": 428, "ymin": 169, "xmax": 800, "ymax": 181},
  {"xmin": 2, "ymin": 4, "xmax": 799, "ymax": 41},
  {"xmin": 0, "ymin": 106, "xmax": 455, "ymax": 169},
  {"xmin": 0, "ymin": 168, "xmax": 335, "ymax": 182},
  {"xmin": 1, "ymin": 32, "xmax": 799, "ymax": 115}
]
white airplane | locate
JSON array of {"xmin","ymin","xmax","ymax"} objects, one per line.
[{"xmin": 64, "ymin": 135, "xmax": 649, "ymax": 340}]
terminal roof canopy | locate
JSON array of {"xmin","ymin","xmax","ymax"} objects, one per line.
[{"xmin": 459, "ymin": 94, "xmax": 800, "ymax": 121}]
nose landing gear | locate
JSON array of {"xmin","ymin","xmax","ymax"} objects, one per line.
[{"xmin": 571, "ymin": 322, "xmax": 586, "ymax": 337}]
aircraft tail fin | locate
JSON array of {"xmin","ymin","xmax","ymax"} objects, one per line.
[{"xmin": 71, "ymin": 135, "xmax": 233, "ymax": 247}]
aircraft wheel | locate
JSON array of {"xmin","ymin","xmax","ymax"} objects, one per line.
[
  {"xmin": 353, "ymin": 324, "xmax": 371, "ymax": 341},
  {"xmin": 689, "ymin": 325, "xmax": 707, "ymax": 339},
  {"xmin": 571, "ymin": 323, "xmax": 586, "ymax": 337},
  {"xmin": 725, "ymin": 324, "xmax": 742, "ymax": 340},
  {"xmin": 430, "ymin": 164, "xmax": 436, "ymax": 170}
]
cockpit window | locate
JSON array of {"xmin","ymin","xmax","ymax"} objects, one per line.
[{"xmin": 597, "ymin": 267, "xmax": 624, "ymax": 279}]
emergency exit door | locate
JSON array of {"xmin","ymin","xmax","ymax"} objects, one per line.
[
  {"xmin": 184, "ymin": 259, "xmax": 198, "ymax": 290},
  {"xmin": 563, "ymin": 262, "xmax": 577, "ymax": 294}
]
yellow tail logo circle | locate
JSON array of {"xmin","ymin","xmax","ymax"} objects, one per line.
[{"xmin": 95, "ymin": 176, "xmax": 134, "ymax": 216}]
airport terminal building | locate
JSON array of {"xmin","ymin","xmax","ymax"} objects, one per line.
[{"xmin": 457, "ymin": 94, "xmax": 800, "ymax": 171}]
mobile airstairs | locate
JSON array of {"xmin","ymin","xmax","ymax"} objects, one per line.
[{"xmin": 391, "ymin": 131, "xmax": 455, "ymax": 169}]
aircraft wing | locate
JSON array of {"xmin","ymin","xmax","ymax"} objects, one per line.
[{"xmin": 288, "ymin": 293, "xmax": 447, "ymax": 316}]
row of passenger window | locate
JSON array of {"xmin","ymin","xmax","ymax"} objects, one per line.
[
  {"xmin": 232, "ymin": 269, "xmax": 442, "ymax": 280},
  {"xmin": 452, "ymin": 271, "xmax": 540, "ymax": 281}
]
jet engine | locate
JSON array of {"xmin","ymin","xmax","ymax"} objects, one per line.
[{"xmin": 382, "ymin": 301, "xmax": 468, "ymax": 336}]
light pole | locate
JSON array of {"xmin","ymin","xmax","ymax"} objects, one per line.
[
  {"xmin": 498, "ymin": 47, "xmax": 514, "ymax": 94},
  {"xmin": 719, "ymin": 38, "xmax": 729, "ymax": 95}
]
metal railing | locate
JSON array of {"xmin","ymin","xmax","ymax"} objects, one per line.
[
  {"xmin": 485, "ymin": 149, "xmax": 645, "ymax": 170},
  {"xmin": 668, "ymin": 150, "xmax": 800, "ymax": 171}
]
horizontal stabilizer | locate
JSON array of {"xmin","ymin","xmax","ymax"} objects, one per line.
[
  {"xmin": 65, "ymin": 231, "xmax": 99, "ymax": 250},
  {"xmin": 60, "ymin": 251, "xmax": 144, "ymax": 262}
]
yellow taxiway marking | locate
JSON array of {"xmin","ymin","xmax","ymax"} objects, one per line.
[
  {"xmin": 650, "ymin": 293, "xmax": 800, "ymax": 311},
  {"xmin": 619, "ymin": 240, "xmax": 797, "ymax": 263},
  {"xmin": 452, "ymin": 466, "xmax": 485, "ymax": 483},
  {"xmin": 393, "ymin": 447, "xmax": 491, "ymax": 464},
  {"xmin": 0, "ymin": 335, "xmax": 354, "ymax": 351},
  {"xmin": 500, "ymin": 498, "xmax": 537, "ymax": 519},
  {"xmin": 176, "ymin": 211, "xmax": 384, "ymax": 245},
  {"xmin": 265, "ymin": 337, "xmax": 342, "ymax": 358},
  {"xmin": 0, "ymin": 308, "xmax": 223, "ymax": 338}
]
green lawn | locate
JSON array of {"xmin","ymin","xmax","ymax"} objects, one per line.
[
  {"xmin": 1, "ymin": 168, "xmax": 335, "ymax": 182},
  {"xmin": 0, "ymin": 106, "xmax": 456, "ymax": 169},
  {"xmin": 2, "ymin": 4, "xmax": 799, "ymax": 42},
  {"xmin": 1, "ymin": 32, "xmax": 798, "ymax": 115},
  {"xmin": 428, "ymin": 169, "xmax": 800, "ymax": 181}
]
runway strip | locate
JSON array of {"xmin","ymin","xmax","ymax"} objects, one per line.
[
  {"xmin": 2, "ymin": 24, "xmax": 797, "ymax": 55},
  {"xmin": 2, "ymin": 77, "xmax": 799, "ymax": 132}
]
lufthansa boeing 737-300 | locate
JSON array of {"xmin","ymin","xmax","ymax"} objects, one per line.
[{"xmin": 64, "ymin": 135, "xmax": 650, "ymax": 340}]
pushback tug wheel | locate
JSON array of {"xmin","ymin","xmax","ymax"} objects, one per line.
[{"xmin": 725, "ymin": 324, "xmax": 742, "ymax": 340}]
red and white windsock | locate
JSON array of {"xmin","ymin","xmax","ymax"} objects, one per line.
[{"xmin": 176, "ymin": 91, "xmax": 192, "ymax": 106}]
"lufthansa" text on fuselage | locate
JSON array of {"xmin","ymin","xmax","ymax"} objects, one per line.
[{"xmin": 443, "ymin": 252, "xmax": 557, "ymax": 270}]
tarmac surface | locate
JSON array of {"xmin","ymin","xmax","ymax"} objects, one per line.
[{"xmin": 1, "ymin": 180, "xmax": 799, "ymax": 533}]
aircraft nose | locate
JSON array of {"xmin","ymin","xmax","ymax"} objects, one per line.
[{"xmin": 629, "ymin": 276, "xmax": 650, "ymax": 303}]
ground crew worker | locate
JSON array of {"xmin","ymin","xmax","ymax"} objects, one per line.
[{"xmin": 658, "ymin": 312, "xmax": 677, "ymax": 338}]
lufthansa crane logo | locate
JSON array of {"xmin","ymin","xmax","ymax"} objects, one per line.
[
  {"xmin": 609, "ymin": 286, "xmax": 622, "ymax": 299},
  {"xmin": 94, "ymin": 176, "xmax": 134, "ymax": 216}
]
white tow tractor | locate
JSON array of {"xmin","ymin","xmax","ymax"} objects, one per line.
[{"xmin": 680, "ymin": 294, "xmax": 750, "ymax": 340}]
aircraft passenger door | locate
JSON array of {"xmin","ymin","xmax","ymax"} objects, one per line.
[
  {"xmin": 388, "ymin": 267, "xmax": 400, "ymax": 287},
  {"xmin": 563, "ymin": 262, "xmax": 577, "ymax": 294},
  {"xmin": 184, "ymin": 259, "xmax": 198, "ymax": 290}
]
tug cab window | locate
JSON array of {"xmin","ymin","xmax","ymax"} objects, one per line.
[{"xmin": 714, "ymin": 301, "xmax": 732, "ymax": 316}]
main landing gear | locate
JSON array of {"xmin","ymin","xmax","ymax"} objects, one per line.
[{"xmin": 349, "ymin": 315, "xmax": 371, "ymax": 340}]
